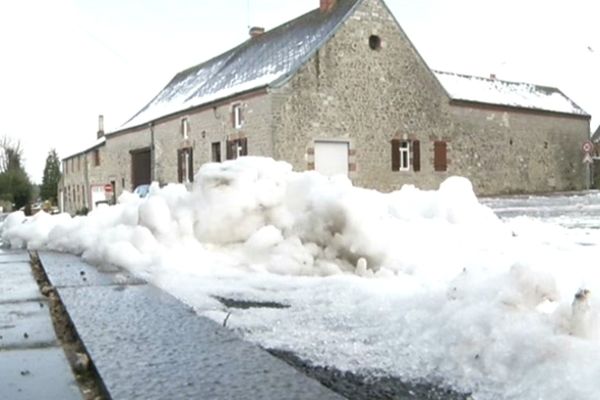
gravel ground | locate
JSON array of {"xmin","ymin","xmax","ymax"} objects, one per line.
[{"xmin": 268, "ymin": 349, "xmax": 471, "ymax": 400}]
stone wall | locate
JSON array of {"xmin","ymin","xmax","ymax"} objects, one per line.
[
  {"xmin": 446, "ymin": 103, "xmax": 590, "ymax": 194},
  {"xmin": 272, "ymin": 0, "xmax": 457, "ymax": 192},
  {"xmin": 272, "ymin": 0, "xmax": 590, "ymax": 195}
]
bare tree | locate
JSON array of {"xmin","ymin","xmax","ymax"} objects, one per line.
[{"xmin": 0, "ymin": 136, "xmax": 24, "ymax": 173}]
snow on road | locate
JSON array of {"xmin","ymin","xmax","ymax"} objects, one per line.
[{"xmin": 1, "ymin": 157, "xmax": 600, "ymax": 399}]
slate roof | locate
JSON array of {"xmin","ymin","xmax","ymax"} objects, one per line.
[
  {"xmin": 434, "ymin": 70, "xmax": 589, "ymax": 117},
  {"xmin": 120, "ymin": 0, "xmax": 363, "ymax": 131}
]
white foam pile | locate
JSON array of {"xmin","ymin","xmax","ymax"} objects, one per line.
[{"xmin": 1, "ymin": 156, "xmax": 599, "ymax": 399}]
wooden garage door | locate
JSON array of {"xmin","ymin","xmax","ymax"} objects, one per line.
[
  {"xmin": 314, "ymin": 141, "xmax": 349, "ymax": 177},
  {"xmin": 131, "ymin": 148, "xmax": 151, "ymax": 189}
]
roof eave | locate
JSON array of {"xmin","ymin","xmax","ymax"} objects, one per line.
[
  {"xmin": 448, "ymin": 98, "xmax": 591, "ymax": 120},
  {"xmin": 108, "ymin": 85, "xmax": 270, "ymax": 137},
  {"xmin": 62, "ymin": 140, "xmax": 106, "ymax": 161}
]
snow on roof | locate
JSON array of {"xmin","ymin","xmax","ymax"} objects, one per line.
[
  {"xmin": 63, "ymin": 136, "xmax": 106, "ymax": 161},
  {"xmin": 434, "ymin": 70, "xmax": 589, "ymax": 117},
  {"xmin": 119, "ymin": 0, "xmax": 362, "ymax": 131}
]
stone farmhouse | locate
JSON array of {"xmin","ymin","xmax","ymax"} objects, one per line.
[{"xmin": 59, "ymin": 0, "xmax": 591, "ymax": 214}]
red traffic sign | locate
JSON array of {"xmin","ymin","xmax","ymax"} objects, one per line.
[
  {"xmin": 582, "ymin": 141, "xmax": 593, "ymax": 153},
  {"xmin": 104, "ymin": 184, "xmax": 113, "ymax": 192}
]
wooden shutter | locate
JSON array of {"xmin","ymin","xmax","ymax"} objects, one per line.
[
  {"xmin": 434, "ymin": 141, "xmax": 447, "ymax": 171},
  {"xmin": 226, "ymin": 140, "xmax": 233, "ymax": 160},
  {"xmin": 412, "ymin": 140, "xmax": 420, "ymax": 172},
  {"xmin": 177, "ymin": 149, "xmax": 183, "ymax": 182},
  {"xmin": 391, "ymin": 139, "xmax": 400, "ymax": 171},
  {"xmin": 188, "ymin": 148, "xmax": 194, "ymax": 182},
  {"xmin": 240, "ymin": 138, "xmax": 248, "ymax": 156}
]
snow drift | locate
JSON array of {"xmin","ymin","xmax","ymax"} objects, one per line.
[{"xmin": 1, "ymin": 156, "xmax": 599, "ymax": 399}]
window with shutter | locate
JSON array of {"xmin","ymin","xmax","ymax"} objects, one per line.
[
  {"xmin": 434, "ymin": 141, "xmax": 447, "ymax": 171},
  {"xmin": 177, "ymin": 147, "xmax": 194, "ymax": 183},
  {"xmin": 392, "ymin": 139, "xmax": 418, "ymax": 172},
  {"xmin": 226, "ymin": 139, "xmax": 248, "ymax": 160}
]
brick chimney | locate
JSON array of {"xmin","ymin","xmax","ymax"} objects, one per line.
[
  {"xmin": 489, "ymin": 73, "xmax": 497, "ymax": 80},
  {"xmin": 320, "ymin": 0, "xmax": 336, "ymax": 12},
  {"xmin": 249, "ymin": 26, "xmax": 265, "ymax": 38},
  {"xmin": 97, "ymin": 114, "xmax": 105, "ymax": 139}
]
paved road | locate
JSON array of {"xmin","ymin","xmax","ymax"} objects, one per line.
[
  {"xmin": 0, "ymin": 249, "xmax": 82, "ymax": 400},
  {"xmin": 38, "ymin": 251, "xmax": 344, "ymax": 400}
]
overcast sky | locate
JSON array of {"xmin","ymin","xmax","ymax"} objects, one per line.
[{"xmin": 1, "ymin": 0, "xmax": 598, "ymax": 183}]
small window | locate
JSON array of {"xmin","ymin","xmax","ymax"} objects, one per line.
[
  {"xmin": 232, "ymin": 104, "xmax": 243, "ymax": 129},
  {"xmin": 369, "ymin": 35, "xmax": 381, "ymax": 50},
  {"xmin": 226, "ymin": 138, "xmax": 248, "ymax": 160},
  {"xmin": 181, "ymin": 118, "xmax": 189, "ymax": 139},
  {"xmin": 211, "ymin": 142, "xmax": 221, "ymax": 162},
  {"xmin": 434, "ymin": 141, "xmax": 447, "ymax": 172},
  {"xmin": 93, "ymin": 149, "xmax": 100, "ymax": 166},
  {"xmin": 177, "ymin": 147, "xmax": 194, "ymax": 183}
]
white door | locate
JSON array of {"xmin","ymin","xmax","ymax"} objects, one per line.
[
  {"xmin": 90, "ymin": 185, "xmax": 107, "ymax": 210},
  {"xmin": 314, "ymin": 141, "xmax": 349, "ymax": 177}
]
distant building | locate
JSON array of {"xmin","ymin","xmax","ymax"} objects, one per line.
[
  {"xmin": 592, "ymin": 125, "xmax": 600, "ymax": 144},
  {"xmin": 62, "ymin": 0, "xmax": 591, "ymax": 214},
  {"xmin": 59, "ymin": 116, "xmax": 111, "ymax": 214}
]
